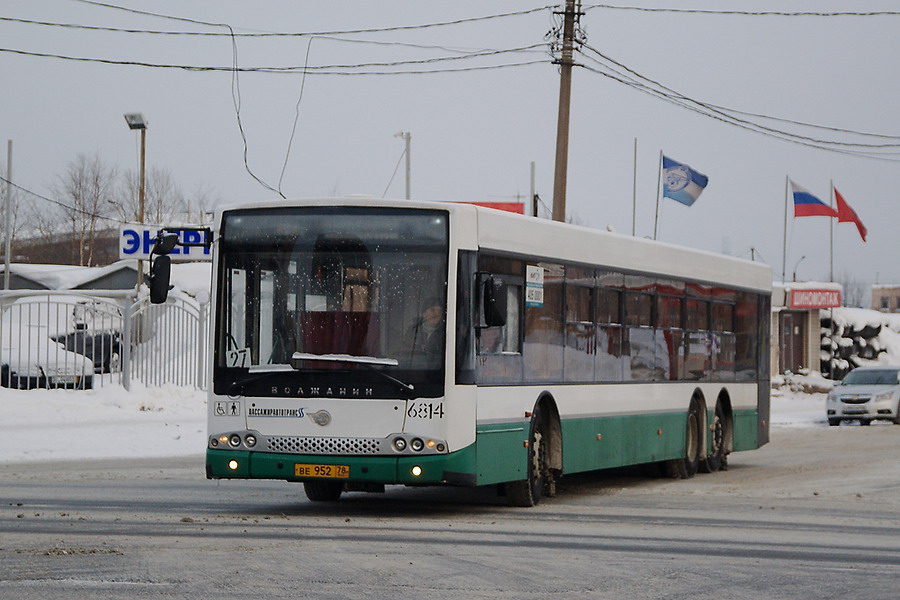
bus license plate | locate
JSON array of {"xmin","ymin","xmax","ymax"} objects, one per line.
[{"xmin": 294, "ymin": 463, "xmax": 350, "ymax": 479}]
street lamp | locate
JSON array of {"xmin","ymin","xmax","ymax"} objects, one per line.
[
  {"xmin": 124, "ymin": 113, "xmax": 147, "ymax": 289},
  {"xmin": 792, "ymin": 255, "xmax": 806, "ymax": 282}
]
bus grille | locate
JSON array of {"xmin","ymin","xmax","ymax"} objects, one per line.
[{"xmin": 265, "ymin": 436, "xmax": 382, "ymax": 455}]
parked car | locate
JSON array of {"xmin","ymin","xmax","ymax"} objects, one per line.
[
  {"xmin": 52, "ymin": 328, "xmax": 121, "ymax": 374},
  {"xmin": 0, "ymin": 296, "xmax": 98, "ymax": 389},
  {"xmin": 0, "ymin": 334, "xmax": 94, "ymax": 389},
  {"xmin": 826, "ymin": 366, "xmax": 900, "ymax": 426}
]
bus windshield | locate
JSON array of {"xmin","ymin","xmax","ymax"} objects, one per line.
[{"xmin": 214, "ymin": 207, "xmax": 449, "ymax": 398}]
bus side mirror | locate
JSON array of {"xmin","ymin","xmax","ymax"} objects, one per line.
[
  {"xmin": 149, "ymin": 255, "xmax": 172, "ymax": 304},
  {"xmin": 153, "ymin": 232, "xmax": 180, "ymax": 255},
  {"xmin": 482, "ymin": 275, "xmax": 507, "ymax": 328}
]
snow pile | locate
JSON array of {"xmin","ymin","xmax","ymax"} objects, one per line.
[
  {"xmin": 821, "ymin": 307, "xmax": 900, "ymax": 379},
  {"xmin": 772, "ymin": 369, "xmax": 833, "ymax": 394},
  {"xmin": 0, "ymin": 383, "xmax": 206, "ymax": 464}
]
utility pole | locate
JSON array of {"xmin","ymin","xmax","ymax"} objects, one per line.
[
  {"xmin": 4, "ymin": 140, "xmax": 12, "ymax": 290},
  {"xmin": 551, "ymin": 0, "xmax": 581, "ymax": 223},
  {"xmin": 530, "ymin": 161, "xmax": 537, "ymax": 217}
]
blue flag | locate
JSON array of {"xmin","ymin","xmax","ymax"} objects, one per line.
[{"xmin": 662, "ymin": 156, "xmax": 709, "ymax": 206}]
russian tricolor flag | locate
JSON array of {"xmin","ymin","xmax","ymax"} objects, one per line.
[{"xmin": 791, "ymin": 180, "xmax": 838, "ymax": 218}]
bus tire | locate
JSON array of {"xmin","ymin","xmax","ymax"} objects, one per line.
[
  {"xmin": 665, "ymin": 400, "xmax": 702, "ymax": 479},
  {"xmin": 506, "ymin": 406, "xmax": 552, "ymax": 507},
  {"xmin": 700, "ymin": 402, "xmax": 727, "ymax": 473},
  {"xmin": 303, "ymin": 480, "xmax": 343, "ymax": 502}
]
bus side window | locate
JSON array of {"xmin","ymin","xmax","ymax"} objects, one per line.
[{"xmin": 478, "ymin": 281, "xmax": 521, "ymax": 355}]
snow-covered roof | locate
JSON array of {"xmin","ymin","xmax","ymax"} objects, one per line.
[
  {"xmin": 0, "ymin": 261, "xmax": 140, "ymax": 290},
  {"xmin": 170, "ymin": 262, "xmax": 212, "ymax": 301},
  {"xmin": 773, "ymin": 281, "xmax": 843, "ymax": 292}
]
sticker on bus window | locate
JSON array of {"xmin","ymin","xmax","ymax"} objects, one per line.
[
  {"xmin": 526, "ymin": 265, "xmax": 544, "ymax": 307},
  {"xmin": 226, "ymin": 348, "xmax": 250, "ymax": 368}
]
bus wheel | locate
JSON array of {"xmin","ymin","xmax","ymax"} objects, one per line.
[
  {"xmin": 700, "ymin": 403, "xmax": 727, "ymax": 473},
  {"xmin": 507, "ymin": 407, "xmax": 552, "ymax": 507},
  {"xmin": 665, "ymin": 400, "xmax": 701, "ymax": 479},
  {"xmin": 303, "ymin": 480, "xmax": 343, "ymax": 502}
]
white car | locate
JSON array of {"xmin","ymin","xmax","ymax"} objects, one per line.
[
  {"xmin": 826, "ymin": 366, "xmax": 900, "ymax": 426},
  {"xmin": 0, "ymin": 296, "xmax": 96, "ymax": 389}
]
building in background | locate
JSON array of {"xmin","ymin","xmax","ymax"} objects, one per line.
[
  {"xmin": 772, "ymin": 282, "xmax": 842, "ymax": 376},
  {"xmin": 871, "ymin": 284, "xmax": 900, "ymax": 313}
]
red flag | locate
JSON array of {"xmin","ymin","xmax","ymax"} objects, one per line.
[{"xmin": 834, "ymin": 187, "xmax": 867, "ymax": 242}]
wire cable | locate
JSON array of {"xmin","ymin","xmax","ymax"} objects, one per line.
[
  {"xmin": 61, "ymin": 2, "xmax": 555, "ymax": 35},
  {"xmin": 577, "ymin": 45, "xmax": 900, "ymax": 161},
  {"xmin": 583, "ymin": 5, "xmax": 900, "ymax": 17},
  {"xmin": 277, "ymin": 36, "xmax": 315, "ymax": 198},
  {"xmin": 381, "ymin": 147, "xmax": 407, "ymax": 198},
  {"xmin": 0, "ymin": 175, "xmax": 128, "ymax": 225},
  {"xmin": 0, "ymin": 17, "xmax": 509, "ymax": 54},
  {"xmin": 0, "ymin": 47, "xmax": 547, "ymax": 74},
  {"xmin": 578, "ymin": 61, "xmax": 900, "ymax": 163}
]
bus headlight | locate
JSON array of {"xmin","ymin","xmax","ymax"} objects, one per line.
[
  {"xmin": 410, "ymin": 438, "xmax": 424, "ymax": 452},
  {"xmin": 229, "ymin": 434, "xmax": 242, "ymax": 447},
  {"xmin": 244, "ymin": 434, "xmax": 257, "ymax": 448},
  {"xmin": 393, "ymin": 437, "xmax": 407, "ymax": 451},
  {"xmin": 411, "ymin": 465, "xmax": 423, "ymax": 477}
]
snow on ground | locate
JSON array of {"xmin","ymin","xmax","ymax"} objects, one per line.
[
  {"xmin": 0, "ymin": 381, "xmax": 206, "ymax": 464},
  {"xmin": 0, "ymin": 376, "xmax": 837, "ymax": 464}
]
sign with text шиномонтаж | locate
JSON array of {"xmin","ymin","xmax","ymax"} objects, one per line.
[
  {"xmin": 119, "ymin": 225, "xmax": 211, "ymax": 261},
  {"xmin": 789, "ymin": 288, "xmax": 841, "ymax": 309}
]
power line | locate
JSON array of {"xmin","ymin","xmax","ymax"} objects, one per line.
[
  {"xmin": 579, "ymin": 61, "xmax": 900, "ymax": 163},
  {"xmin": 56, "ymin": 2, "xmax": 554, "ymax": 35},
  {"xmin": 277, "ymin": 36, "xmax": 316, "ymax": 198},
  {"xmin": 580, "ymin": 44, "xmax": 900, "ymax": 150},
  {"xmin": 382, "ymin": 147, "xmax": 407, "ymax": 199},
  {"xmin": 0, "ymin": 17, "xmax": 507, "ymax": 54},
  {"xmin": 578, "ymin": 45, "xmax": 900, "ymax": 162},
  {"xmin": 0, "ymin": 175, "xmax": 128, "ymax": 225},
  {"xmin": 0, "ymin": 46, "xmax": 547, "ymax": 74},
  {"xmin": 695, "ymin": 102, "xmax": 900, "ymax": 142},
  {"xmin": 584, "ymin": 5, "xmax": 900, "ymax": 17}
]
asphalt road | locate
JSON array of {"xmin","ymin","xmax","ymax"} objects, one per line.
[{"xmin": 0, "ymin": 424, "xmax": 898, "ymax": 599}]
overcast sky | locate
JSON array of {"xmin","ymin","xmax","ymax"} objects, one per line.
[{"xmin": 2, "ymin": 1, "xmax": 898, "ymax": 292}]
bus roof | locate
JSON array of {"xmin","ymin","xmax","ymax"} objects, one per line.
[{"xmin": 215, "ymin": 197, "xmax": 771, "ymax": 293}]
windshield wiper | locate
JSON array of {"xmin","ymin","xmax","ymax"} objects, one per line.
[
  {"xmin": 291, "ymin": 352, "xmax": 415, "ymax": 395},
  {"xmin": 227, "ymin": 365, "xmax": 294, "ymax": 396}
]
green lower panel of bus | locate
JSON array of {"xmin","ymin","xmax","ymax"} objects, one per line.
[
  {"xmin": 732, "ymin": 408, "xmax": 760, "ymax": 452},
  {"xmin": 558, "ymin": 412, "xmax": 687, "ymax": 474},
  {"xmin": 207, "ymin": 445, "xmax": 479, "ymax": 486},
  {"xmin": 207, "ymin": 408, "xmax": 760, "ymax": 488}
]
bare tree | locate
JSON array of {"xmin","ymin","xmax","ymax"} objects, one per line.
[
  {"xmin": 0, "ymin": 165, "xmax": 26, "ymax": 258},
  {"xmin": 114, "ymin": 166, "xmax": 187, "ymax": 224},
  {"xmin": 184, "ymin": 183, "xmax": 221, "ymax": 224},
  {"xmin": 836, "ymin": 270, "xmax": 866, "ymax": 308},
  {"xmin": 54, "ymin": 153, "xmax": 117, "ymax": 266}
]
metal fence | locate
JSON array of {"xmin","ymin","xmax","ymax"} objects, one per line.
[{"xmin": 0, "ymin": 290, "xmax": 208, "ymax": 391}]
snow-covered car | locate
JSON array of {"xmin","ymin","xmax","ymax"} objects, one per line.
[
  {"xmin": 826, "ymin": 366, "xmax": 900, "ymax": 426},
  {"xmin": 0, "ymin": 296, "xmax": 97, "ymax": 389},
  {"xmin": 52, "ymin": 329, "xmax": 121, "ymax": 374}
]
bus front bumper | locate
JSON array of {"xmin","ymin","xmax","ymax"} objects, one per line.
[{"xmin": 206, "ymin": 447, "xmax": 477, "ymax": 486}]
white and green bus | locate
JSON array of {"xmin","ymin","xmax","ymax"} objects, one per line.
[{"xmin": 201, "ymin": 198, "xmax": 770, "ymax": 506}]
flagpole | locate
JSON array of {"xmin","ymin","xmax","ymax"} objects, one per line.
[
  {"xmin": 782, "ymin": 175, "xmax": 789, "ymax": 284},
  {"xmin": 829, "ymin": 179, "xmax": 834, "ymax": 282},
  {"xmin": 632, "ymin": 138, "xmax": 638, "ymax": 236},
  {"xmin": 653, "ymin": 150, "xmax": 662, "ymax": 240}
]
